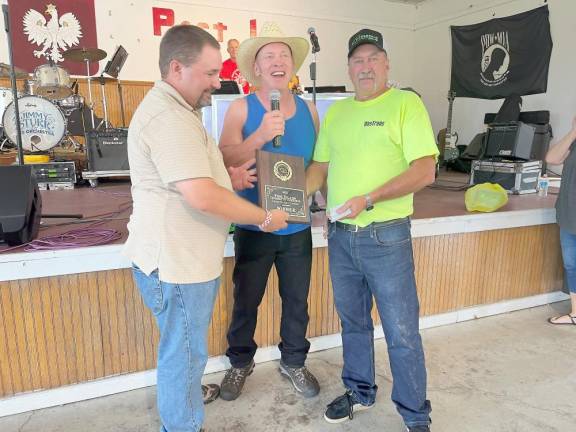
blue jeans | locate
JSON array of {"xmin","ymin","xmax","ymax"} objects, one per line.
[
  {"xmin": 327, "ymin": 219, "xmax": 431, "ymax": 427},
  {"xmin": 132, "ymin": 266, "xmax": 220, "ymax": 432},
  {"xmin": 560, "ymin": 228, "xmax": 576, "ymax": 294}
]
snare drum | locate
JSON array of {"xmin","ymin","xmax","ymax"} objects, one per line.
[
  {"xmin": 2, "ymin": 95, "xmax": 66, "ymax": 152},
  {"xmin": 57, "ymin": 94, "xmax": 84, "ymax": 116},
  {"xmin": 33, "ymin": 64, "xmax": 72, "ymax": 100}
]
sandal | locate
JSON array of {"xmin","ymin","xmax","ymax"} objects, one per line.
[
  {"xmin": 547, "ymin": 314, "xmax": 576, "ymax": 325},
  {"xmin": 202, "ymin": 383, "xmax": 220, "ymax": 404}
]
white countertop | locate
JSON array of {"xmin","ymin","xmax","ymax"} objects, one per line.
[{"xmin": 0, "ymin": 206, "xmax": 556, "ymax": 282}]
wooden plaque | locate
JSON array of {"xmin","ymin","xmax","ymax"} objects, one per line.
[{"xmin": 255, "ymin": 150, "xmax": 310, "ymax": 224}]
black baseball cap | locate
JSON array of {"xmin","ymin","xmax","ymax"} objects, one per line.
[{"xmin": 348, "ymin": 29, "xmax": 387, "ymax": 58}]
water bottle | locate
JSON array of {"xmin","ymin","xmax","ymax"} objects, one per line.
[{"xmin": 538, "ymin": 174, "xmax": 549, "ymax": 197}]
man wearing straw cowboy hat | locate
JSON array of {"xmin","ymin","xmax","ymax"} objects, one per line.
[
  {"xmin": 218, "ymin": 22, "xmax": 321, "ymax": 401},
  {"xmin": 306, "ymin": 28, "xmax": 436, "ymax": 430}
]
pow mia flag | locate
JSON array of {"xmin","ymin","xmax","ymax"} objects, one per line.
[{"xmin": 450, "ymin": 5, "xmax": 552, "ymax": 99}]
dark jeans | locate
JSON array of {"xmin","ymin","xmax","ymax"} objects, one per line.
[
  {"xmin": 226, "ymin": 227, "xmax": 312, "ymax": 368},
  {"xmin": 327, "ymin": 218, "xmax": 431, "ymax": 427}
]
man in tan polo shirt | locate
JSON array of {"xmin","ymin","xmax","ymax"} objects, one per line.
[{"xmin": 123, "ymin": 25, "xmax": 287, "ymax": 432}]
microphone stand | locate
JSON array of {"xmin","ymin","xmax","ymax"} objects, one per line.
[
  {"xmin": 2, "ymin": 3, "xmax": 24, "ymax": 165},
  {"xmin": 309, "ymin": 51, "xmax": 318, "ymax": 106},
  {"xmin": 308, "ymin": 42, "xmax": 322, "ymax": 213}
]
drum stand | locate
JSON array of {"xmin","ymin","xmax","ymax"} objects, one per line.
[
  {"xmin": 84, "ymin": 59, "xmax": 95, "ymax": 129},
  {"xmin": 0, "ymin": 136, "xmax": 9, "ymax": 151},
  {"xmin": 61, "ymin": 133, "xmax": 82, "ymax": 151},
  {"xmin": 96, "ymin": 74, "xmax": 110, "ymax": 130},
  {"xmin": 117, "ymin": 79, "xmax": 126, "ymax": 128}
]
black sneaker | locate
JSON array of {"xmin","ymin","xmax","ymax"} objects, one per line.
[
  {"xmin": 324, "ymin": 391, "xmax": 374, "ymax": 423},
  {"xmin": 279, "ymin": 361, "xmax": 320, "ymax": 398},
  {"xmin": 407, "ymin": 426, "xmax": 431, "ymax": 432},
  {"xmin": 202, "ymin": 383, "xmax": 220, "ymax": 404},
  {"xmin": 219, "ymin": 360, "xmax": 255, "ymax": 401}
]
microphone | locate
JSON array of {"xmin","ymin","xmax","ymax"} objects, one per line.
[
  {"xmin": 269, "ymin": 89, "xmax": 281, "ymax": 148},
  {"xmin": 308, "ymin": 27, "xmax": 320, "ymax": 53}
]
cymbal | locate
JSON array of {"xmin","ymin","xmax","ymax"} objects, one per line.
[
  {"xmin": 63, "ymin": 47, "xmax": 107, "ymax": 63},
  {"xmin": 0, "ymin": 63, "xmax": 29, "ymax": 78}
]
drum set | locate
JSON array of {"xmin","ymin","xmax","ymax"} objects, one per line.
[{"xmin": 0, "ymin": 46, "xmax": 110, "ymax": 155}]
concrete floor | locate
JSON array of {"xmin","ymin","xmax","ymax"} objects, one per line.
[{"xmin": 1, "ymin": 302, "xmax": 575, "ymax": 432}]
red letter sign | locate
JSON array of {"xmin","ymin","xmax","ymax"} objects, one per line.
[
  {"xmin": 212, "ymin": 22, "xmax": 228, "ymax": 42},
  {"xmin": 153, "ymin": 7, "xmax": 174, "ymax": 36}
]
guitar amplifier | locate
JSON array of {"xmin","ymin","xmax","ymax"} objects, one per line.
[
  {"xmin": 483, "ymin": 122, "xmax": 536, "ymax": 160},
  {"xmin": 86, "ymin": 129, "xmax": 129, "ymax": 172}
]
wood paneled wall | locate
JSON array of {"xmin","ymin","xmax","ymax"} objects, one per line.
[
  {"xmin": 0, "ymin": 225, "xmax": 565, "ymax": 398},
  {"xmin": 0, "ymin": 77, "xmax": 153, "ymax": 129}
]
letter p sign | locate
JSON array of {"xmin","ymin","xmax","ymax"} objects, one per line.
[{"xmin": 153, "ymin": 7, "xmax": 175, "ymax": 36}]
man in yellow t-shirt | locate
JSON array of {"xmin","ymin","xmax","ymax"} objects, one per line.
[{"xmin": 306, "ymin": 29, "xmax": 438, "ymax": 431}]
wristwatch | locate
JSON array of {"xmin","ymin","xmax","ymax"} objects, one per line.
[{"xmin": 364, "ymin": 194, "xmax": 374, "ymax": 211}]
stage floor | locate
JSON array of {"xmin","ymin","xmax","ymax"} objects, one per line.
[{"xmin": 0, "ymin": 172, "xmax": 559, "ymax": 254}]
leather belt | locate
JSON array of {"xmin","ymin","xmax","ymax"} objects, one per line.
[{"xmin": 334, "ymin": 217, "xmax": 408, "ymax": 233}]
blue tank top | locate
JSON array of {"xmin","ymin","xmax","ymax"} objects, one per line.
[{"xmin": 237, "ymin": 93, "xmax": 316, "ymax": 235}]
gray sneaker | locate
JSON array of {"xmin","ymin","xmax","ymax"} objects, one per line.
[
  {"xmin": 279, "ymin": 361, "xmax": 320, "ymax": 398},
  {"xmin": 220, "ymin": 360, "xmax": 255, "ymax": 401}
]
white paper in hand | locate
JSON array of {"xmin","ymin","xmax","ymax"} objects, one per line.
[{"xmin": 328, "ymin": 204, "xmax": 352, "ymax": 222}]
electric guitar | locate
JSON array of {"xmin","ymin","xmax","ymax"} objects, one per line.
[{"xmin": 437, "ymin": 91, "xmax": 459, "ymax": 162}]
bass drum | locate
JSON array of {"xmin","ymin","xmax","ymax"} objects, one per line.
[{"xmin": 2, "ymin": 95, "xmax": 66, "ymax": 152}]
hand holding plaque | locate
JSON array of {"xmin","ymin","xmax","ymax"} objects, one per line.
[{"xmin": 255, "ymin": 150, "xmax": 310, "ymax": 224}]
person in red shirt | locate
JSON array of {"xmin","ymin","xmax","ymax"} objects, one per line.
[{"xmin": 220, "ymin": 38, "xmax": 250, "ymax": 94}]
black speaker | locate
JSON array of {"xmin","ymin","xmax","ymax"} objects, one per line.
[
  {"xmin": 86, "ymin": 128, "xmax": 129, "ymax": 172},
  {"xmin": 0, "ymin": 166, "xmax": 42, "ymax": 246},
  {"xmin": 461, "ymin": 132, "xmax": 486, "ymax": 160}
]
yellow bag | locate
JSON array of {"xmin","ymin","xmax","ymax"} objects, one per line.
[{"xmin": 465, "ymin": 183, "xmax": 509, "ymax": 212}]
